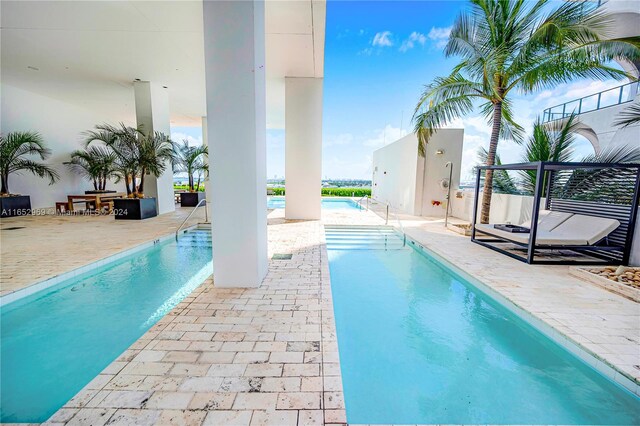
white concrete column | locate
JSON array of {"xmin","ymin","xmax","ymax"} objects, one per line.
[
  {"xmin": 203, "ymin": 0, "xmax": 268, "ymax": 288},
  {"xmin": 285, "ymin": 77, "xmax": 323, "ymax": 220},
  {"xmin": 201, "ymin": 116, "xmax": 211, "ymax": 220},
  {"xmin": 133, "ymin": 81, "xmax": 175, "ymax": 215}
]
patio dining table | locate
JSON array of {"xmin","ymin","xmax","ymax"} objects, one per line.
[{"xmin": 66, "ymin": 192, "xmax": 127, "ymax": 212}]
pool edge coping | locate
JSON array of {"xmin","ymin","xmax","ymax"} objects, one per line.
[{"xmin": 0, "ymin": 224, "xmax": 203, "ymax": 307}]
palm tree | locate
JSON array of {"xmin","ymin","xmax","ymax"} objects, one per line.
[
  {"xmin": 64, "ymin": 146, "xmax": 117, "ymax": 191},
  {"xmin": 519, "ymin": 115, "xmax": 578, "ymax": 194},
  {"xmin": 413, "ymin": 0, "xmax": 640, "ymax": 223},
  {"xmin": 558, "ymin": 145, "xmax": 640, "ymax": 203},
  {"xmin": 84, "ymin": 123, "xmax": 141, "ymax": 196},
  {"xmin": 136, "ymin": 131, "xmax": 175, "ymax": 196},
  {"xmin": 84, "ymin": 124, "xmax": 174, "ymax": 197},
  {"xmin": 614, "ymin": 101, "xmax": 640, "ymax": 128},
  {"xmin": 476, "ymin": 147, "xmax": 518, "ymax": 194},
  {"xmin": 0, "ymin": 131, "xmax": 59, "ymax": 195},
  {"xmin": 173, "ymin": 140, "xmax": 209, "ymax": 192}
]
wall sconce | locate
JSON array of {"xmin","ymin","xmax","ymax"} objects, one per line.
[{"xmin": 435, "ymin": 149, "xmax": 445, "ymax": 155}]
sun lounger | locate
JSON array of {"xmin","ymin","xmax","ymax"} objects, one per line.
[{"xmin": 475, "ymin": 213, "xmax": 620, "ymax": 247}]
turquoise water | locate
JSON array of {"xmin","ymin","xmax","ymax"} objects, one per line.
[
  {"xmin": 326, "ymin": 226, "xmax": 640, "ymax": 425},
  {"xmin": 0, "ymin": 229, "xmax": 213, "ymax": 423},
  {"xmin": 267, "ymin": 197, "xmax": 360, "ymax": 210}
]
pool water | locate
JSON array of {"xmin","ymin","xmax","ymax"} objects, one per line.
[
  {"xmin": 326, "ymin": 226, "xmax": 640, "ymax": 425},
  {"xmin": 267, "ymin": 196, "xmax": 360, "ymax": 210},
  {"xmin": 0, "ymin": 228, "xmax": 213, "ymax": 423}
]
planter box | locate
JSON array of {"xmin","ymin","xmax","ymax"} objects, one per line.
[
  {"xmin": 0, "ymin": 195, "xmax": 31, "ymax": 218},
  {"xmin": 113, "ymin": 198, "xmax": 157, "ymax": 220},
  {"xmin": 570, "ymin": 267, "xmax": 640, "ymax": 303},
  {"xmin": 180, "ymin": 192, "xmax": 206, "ymax": 207},
  {"xmin": 85, "ymin": 190, "xmax": 117, "ymax": 195}
]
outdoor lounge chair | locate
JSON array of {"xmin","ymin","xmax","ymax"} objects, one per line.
[{"xmin": 475, "ymin": 213, "xmax": 620, "ymax": 247}]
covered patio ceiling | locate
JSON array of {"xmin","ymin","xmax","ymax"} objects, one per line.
[{"xmin": 0, "ymin": 0, "xmax": 325, "ymax": 128}]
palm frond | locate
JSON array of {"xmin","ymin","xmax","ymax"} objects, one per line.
[{"xmin": 614, "ymin": 101, "xmax": 640, "ymax": 128}]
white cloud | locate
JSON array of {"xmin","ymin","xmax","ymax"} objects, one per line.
[
  {"xmin": 399, "ymin": 31, "xmax": 427, "ymax": 53},
  {"xmin": 325, "ymin": 133, "xmax": 354, "ymax": 147},
  {"xmin": 171, "ymin": 132, "xmax": 202, "ymax": 146},
  {"xmin": 427, "ymin": 26, "xmax": 452, "ymax": 49},
  {"xmin": 362, "ymin": 124, "xmax": 408, "ymax": 149},
  {"xmin": 324, "ymin": 154, "xmax": 373, "ymax": 180},
  {"xmin": 533, "ymin": 79, "xmax": 619, "ymax": 110},
  {"xmin": 372, "ymin": 31, "xmax": 394, "ymax": 47}
]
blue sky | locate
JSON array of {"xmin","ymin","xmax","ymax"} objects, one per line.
[{"xmin": 173, "ymin": 0, "xmax": 607, "ymax": 182}]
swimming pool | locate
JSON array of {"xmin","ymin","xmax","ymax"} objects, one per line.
[
  {"xmin": 0, "ymin": 228, "xmax": 213, "ymax": 423},
  {"xmin": 267, "ymin": 196, "xmax": 361, "ymax": 210},
  {"xmin": 326, "ymin": 225, "xmax": 640, "ymax": 424}
]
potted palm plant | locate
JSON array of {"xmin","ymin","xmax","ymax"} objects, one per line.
[
  {"xmin": 173, "ymin": 139, "xmax": 208, "ymax": 207},
  {"xmin": 0, "ymin": 131, "xmax": 59, "ymax": 217},
  {"xmin": 85, "ymin": 123, "xmax": 174, "ymax": 219},
  {"xmin": 64, "ymin": 146, "xmax": 118, "ymax": 194}
]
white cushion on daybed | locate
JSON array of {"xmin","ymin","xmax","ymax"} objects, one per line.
[
  {"xmin": 546, "ymin": 214, "xmax": 620, "ymax": 245},
  {"xmin": 520, "ymin": 210, "xmax": 573, "ymax": 232},
  {"xmin": 475, "ymin": 214, "xmax": 620, "ymax": 247}
]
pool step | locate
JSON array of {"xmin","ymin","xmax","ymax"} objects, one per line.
[
  {"xmin": 178, "ymin": 228, "xmax": 212, "ymax": 249},
  {"xmin": 324, "ymin": 225, "xmax": 407, "ymax": 250}
]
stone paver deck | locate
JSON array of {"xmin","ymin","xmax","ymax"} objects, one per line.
[
  {"xmin": 0, "ymin": 207, "xmax": 206, "ymax": 296},
  {"xmin": 44, "ymin": 214, "xmax": 348, "ymax": 426}
]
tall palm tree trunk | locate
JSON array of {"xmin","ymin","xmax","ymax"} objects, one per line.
[
  {"xmin": 138, "ymin": 170, "xmax": 145, "ymax": 195},
  {"xmin": 1, "ymin": 174, "xmax": 9, "ymax": 194},
  {"xmin": 480, "ymin": 101, "xmax": 503, "ymax": 224},
  {"xmin": 124, "ymin": 174, "xmax": 132, "ymax": 195}
]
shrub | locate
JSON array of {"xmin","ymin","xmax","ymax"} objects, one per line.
[
  {"xmin": 267, "ymin": 187, "xmax": 371, "ymax": 197},
  {"xmin": 174, "ymin": 184, "xmax": 205, "ymax": 192}
]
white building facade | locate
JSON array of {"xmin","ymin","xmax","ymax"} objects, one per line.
[{"xmin": 371, "ymin": 130, "xmax": 464, "ymax": 217}]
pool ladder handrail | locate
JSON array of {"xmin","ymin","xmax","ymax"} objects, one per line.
[
  {"xmin": 368, "ymin": 195, "xmax": 406, "ymax": 247},
  {"xmin": 176, "ymin": 198, "xmax": 208, "ymax": 241},
  {"xmin": 355, "ymin": 194, "xmax": 370, "ymax": 211}
]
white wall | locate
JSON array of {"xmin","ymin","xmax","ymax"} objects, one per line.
[
  {"xmin": 0, "ymin": 83, "xmax": 132, "ymax": 209},
  {"xmin": 451, "ymin": 190, "xmax": 539, "ymax": 225},
  {"xmin": 418, "ymin": 129, "xmax": 464, "ymax": 217},
  {"xmin": 371, "ymin": 133, "xmax": 420, "ymax": 214},
  {"xmin": 371, "ymin": 129, "xmax": 464, "ymax": 217}
]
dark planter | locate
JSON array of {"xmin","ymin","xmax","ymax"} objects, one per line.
[
  {"xmin": 180, "ymin": 192, "xmax": 206, "ymax": 207},
  {"xmin": 85, "ymin": 190, "xmax": 117, "ymax": 194},
  {"xmin": 113, "ymin": 198, "xmax": 157, "ymax": 220},
  {"xmin": 0, "ymin": 195, "xmax": 31, "ymax": 218}
]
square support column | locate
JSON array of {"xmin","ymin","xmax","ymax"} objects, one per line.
[
  {"xmin": 133, "ymin": 81, "xmax": 175, "ymax": 215},
  {"xmin": 203, "ymin": 0, "xmax": 268, "ymax": 288},
  {"xmin": 202, "ymin": 116, "xmax": 212, "ymax": 220},
  {"xmin": 285, "ymin": 77, "xmax": 323, "ymax": 220}
]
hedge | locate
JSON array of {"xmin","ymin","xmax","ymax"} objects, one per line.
[
  {"xmin": 268, "ymin": 187, "xmax": 371, "ymax": 197},
  {"xmin": 173, "ymin": 184, "xmax": 205, "ymax": 192}
]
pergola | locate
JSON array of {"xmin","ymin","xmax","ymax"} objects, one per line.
[{"xmin": 471, "ymin": 162, "xmax": 640, "ymax": 265}]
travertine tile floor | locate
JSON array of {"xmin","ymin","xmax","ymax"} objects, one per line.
[
  {"xmin": 43, "ymin": 213, "xmax": 347, "ymax": 426},
  {"xmin": 2, "ymin": 202, "xmax": 639, "ymax": 425},
  {"xmin": 0, "ymin": 207, "xmax": 206, "ymax": 296}
]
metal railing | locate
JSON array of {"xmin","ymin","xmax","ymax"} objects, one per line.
[
  {"xmin": 367, "ymin": 196, "xmax": 407, "ymax": 246},
  {"xmin": 542, "ymin": 81, "xmax": 639, "ymax": 123},
  {"xmin": 175, "ymin": 198, "xmax": 208, "ymax": 240},
  {"xmin": 355, "ymin": 194, "xmax": 369, "ymax": 210}
]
